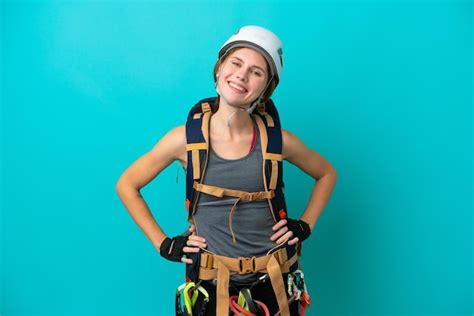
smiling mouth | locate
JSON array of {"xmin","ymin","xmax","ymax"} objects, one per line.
[{"xmin": 228, "ymin": 81, "xmax": 247, "ymax": 93}]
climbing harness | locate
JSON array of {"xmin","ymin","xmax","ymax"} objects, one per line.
[
  {"xmin": 196, "ymin": 247, "xmax": 297, "ymax": 316},
  {"xmin": 175, "ymin": 281, "xmax": 209, "ymax": 316}
]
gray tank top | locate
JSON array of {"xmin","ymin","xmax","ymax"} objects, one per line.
[{"xmin": 192, "ymin": 123, "xmax": 278, "ymax": 282}]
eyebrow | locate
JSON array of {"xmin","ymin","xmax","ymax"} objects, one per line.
[{"xmin": 230, "ymin": 56, "xmax": 267, "ymax": 74}]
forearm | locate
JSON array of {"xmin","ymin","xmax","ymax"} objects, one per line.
[
  {"xmin": 116, "ymin": 184, "xmax": 168, "ymax": 251},
  {"xmin": 300, "ymin": 170, "xmax": 337, "ymax": 231}
]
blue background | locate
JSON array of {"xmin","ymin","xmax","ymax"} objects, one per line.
[{"xmin": 1, "ymin": 0, "xmax": 472, "ymax": 315}]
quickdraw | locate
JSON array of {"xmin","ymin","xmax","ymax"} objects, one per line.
[
  {"xmin": 285, "ymin": 270, "xmax": 311, "ymax": 316},
  {"xmin": 175, "ymin": 281, "xmax": 209, "ymax": 316}
]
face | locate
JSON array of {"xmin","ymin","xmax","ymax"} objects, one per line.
[{"xmin": 216, "ymin": 48, "xmax": 269, "ymax": 108}]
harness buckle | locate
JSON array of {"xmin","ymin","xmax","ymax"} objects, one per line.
[
  {"xmin": 240, "ymin": 192, "xmax": 255, "ymax": 201},
  {"xmin": 204, "ymin": 254, "xmax": 214, "ymax": 269},
  {"xmin": 238, "ymin": 256, "xmax": 256, "ymax": 274}
]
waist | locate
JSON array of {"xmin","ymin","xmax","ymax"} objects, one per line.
[{"xmin": 193, "ymin": 200, "xmax": 276, "ymax": 258}]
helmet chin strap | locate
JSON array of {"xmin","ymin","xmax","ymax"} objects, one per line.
[{"xmin": 224, "ymin": 76, "xmax": 274, "ymax": 127}]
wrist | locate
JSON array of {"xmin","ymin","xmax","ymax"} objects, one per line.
[
  {"xmin": 299, "ymin": 218, "xmax": 313, "ymax": 232},
  {"xmin": 156, "ymin": 235, "xmax": 169, "ymax": 251},
  {"xmin": 287, "ymin": 218, "xmax": 311, "ymax": 242}
]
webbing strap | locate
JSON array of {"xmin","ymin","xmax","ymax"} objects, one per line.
[
  {"xmin": 253, "ymin": 115, "xmax": 281, "ymax": 191},
  {"xmin": 186, "ymin": 143, "xmax": 207, "ymax": 151},
  {"xmin": 189, "ymin": 111, "xmax": 211, "ymax": 181},
  {"xmin": 193, "ymin": 182, "xmax": 274, "ymax": 201},
  {"xmin": 192, "ymin": 150, "xmax": 200, "ymax": 180},
  {"xmin": 269, "ymin": 160, "xmax": 278, "ymax": 190},
  {"xmin": 194, "ymin": 181, "xmax": 275, "ymax": 244},
  {"xmin": 201, "ymin": 111, "xmax": 211, "ymax": 144},
  {"xmin": 198, "ymin": 249, "xmax": 295, "ymax": 316},
  {"xmin": 257, "ymin": 103, "xmax": 275, "ymax": 128},
  {"xmin": 201, "ymin": 102, "xmax": 211, "ymax": 113},
  {"xmin": 216, "ymin": 260, "xmax": 230, "ymax": 316},
  {"xmin": 259, "ymin": 110, "xmax": 275, "ymax": 128},
  {"xmin": 253, "ymin": 115, "xmax": 268, "ymax": 157},
  {"xmin": 268, "ymin": 255, "xmax": 290, "ymax": 316},
  {"xmin": 198, "ymin": 249, "xmax": 298, "ymax": 277},
  {"xmin": 187, "ymin": 143, "xmax": 207, "ymax": 180},
  {"xmin": 263, "ymin": 153, "xmax": 283, "ymax": 161}
]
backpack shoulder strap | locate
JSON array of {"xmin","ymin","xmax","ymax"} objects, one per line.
[
  {"xmin": 252, "ymin": 99, "xmax": 288, "ymax": 220},
  {"xmin": 185, "ymin": 97, "xmax": 216, "ymax": 216}
]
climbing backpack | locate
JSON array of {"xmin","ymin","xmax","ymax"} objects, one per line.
[
  {"xmin": 185, "ymin": 96, "xmax": 288, "ymax": 223},
  {"xmin": 183, "ymin": 97, "xmax": 301, "ymax": 316}
]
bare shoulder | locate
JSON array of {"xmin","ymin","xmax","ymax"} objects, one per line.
[
  {"xmin": 159, "ymin": 125, "xmax": 186, "ymax": 148},
  {"xmin": 149, "ymin": 125, "xmax": 187, "ymax": 167},
  {"xmin": 281, "ymin": 129, "xmax": 307, "ymax": 161}
]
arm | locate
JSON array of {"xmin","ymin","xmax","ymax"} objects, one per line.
[
  {"xmin": 271, "ymin": 129, "xmax": 337, "ymax": 244},
  {"xmin": 116, "ymin": 125, "xmax": 201, "ymax": 254},
  {"xmin": 282, "ymin": 129, "xmax": 337, "ymax": 230}
]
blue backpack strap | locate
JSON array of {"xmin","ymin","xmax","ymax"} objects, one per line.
[
  {"xmin": 185, "ymin": 97, "xmax": 216, "ymax": 219},
  {"xmin": 254, "ymin": 100, "xmax": 299, "ymax": 272},
  {"xmin": 253, "ymin": 100, "xmax": 288, "ymax": 221}
]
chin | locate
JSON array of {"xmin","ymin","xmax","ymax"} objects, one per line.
[{"xmin": 221, "ymin": 95, "xmax": 251, "ymax": 109}]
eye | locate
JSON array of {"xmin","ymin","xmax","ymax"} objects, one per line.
[
  {"xmin": 253, "ymin": 70, "xmax": 263, "ymax": 77},
  {"xmin": 231, "ymin": 61, "xmax": 241, "ymax": 67}
]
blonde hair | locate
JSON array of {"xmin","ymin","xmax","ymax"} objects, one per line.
[{"xmin": 213, "ymin": 47, "xmax": 278, "ymax": 103}]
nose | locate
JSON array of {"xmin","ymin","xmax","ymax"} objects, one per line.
[{"xmin": 235, "ymin": 68, "xmax": 248, "ymax": 82}]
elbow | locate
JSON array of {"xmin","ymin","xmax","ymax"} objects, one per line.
[
  {"xmin": 317, "ymin": 165, "xmax": 337, "ymax": 183},
  {"xmin": 115, "ymin": 176, "xmax": 125, "ymax": 198},
  {"xmin": 116, "ymin": 174, "xmax": 132, "ymax": 199},
  {"xmin": 116, "ymin": 174, "xmax": 141, "ymax": 200}
]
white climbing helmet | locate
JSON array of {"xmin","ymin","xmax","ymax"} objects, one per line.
[{"xmin": 218, "ymin": 25, "xmax": 283, "ymax": 83}]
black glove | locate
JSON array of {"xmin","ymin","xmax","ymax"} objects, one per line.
[
  {"xmin": 286, "ymin": 218, "xmax": 311, "ymax": 242},
  {"xmin": 159, "ymin": 235, "xmax": 188, "ymax": 262}
]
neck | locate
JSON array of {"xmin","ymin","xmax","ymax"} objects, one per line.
[{"xmin": 212, "ymin": 98, "xmax": 254, "ymax": 135}]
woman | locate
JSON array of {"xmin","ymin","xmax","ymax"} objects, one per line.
[{"xmin": 116, "ymin": 25, "xmax": 337, "ymax": 316}]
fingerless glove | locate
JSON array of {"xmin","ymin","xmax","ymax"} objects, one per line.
[
  {"xmin": 159, "ymin": 235, "xmax": 188, "ymax": 262},
  {"xmin": 286, "ymin": 218, "xmax": 311, "ymax": 242}
]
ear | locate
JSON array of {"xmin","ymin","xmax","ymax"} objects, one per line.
[
  {"xmin": 213, "ymin": 62, "xmax": 222, "ymax": 82},
  {"xmin": 216, "ymin": 65, "xmax": 223, "ymax": 81}
]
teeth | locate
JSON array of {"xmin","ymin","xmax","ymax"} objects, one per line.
[{"xmin": 228, "ymin": 82, "xmax": 246, "ymax": 92}]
